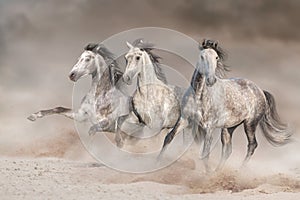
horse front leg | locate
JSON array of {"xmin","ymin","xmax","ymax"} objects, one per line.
[
  {"xmin": 27, "ymin": 106, "xmax": 92, "ymax": 123},
  {"xmin": 216, "ymin": 125, "xmax": 239, "ymax": 171},
  {"xmin": 216, "ymin": 128, "xmax": 232, "ymax": 171},
  {"xmin": 158, "ymin": 117, "xmax": 188, "ymax": 159},
  {"xmin": 200, "ymin": 128, "xmax": 213, "ymax": 173},
  {"xmin": 27, "ymin": 107, "xmax": 73, "ymax": 121}
]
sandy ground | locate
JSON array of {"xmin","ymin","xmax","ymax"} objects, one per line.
[
  {"xmin": 1, "ymin": 155, "xmax": 299, "ymax": 200},
  {"xmin": 1, "ymin": 130, "xmax": 300, "ymax": 200}
]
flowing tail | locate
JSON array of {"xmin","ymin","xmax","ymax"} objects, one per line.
[{"xmin": 259, "ymin": 90, "xmax": 292, "ymax": 146}]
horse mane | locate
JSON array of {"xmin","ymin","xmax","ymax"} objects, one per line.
[
  {"xmin": 200, "ymin": 39, "xmax": 230, "ymax": 78},
  {"xmin": 84, "ymin": 43, "xmax": 123, "ymax": 84},
  {"xmin": 132, "ymin": 38, "xmax": 167, "ymax": 84}
]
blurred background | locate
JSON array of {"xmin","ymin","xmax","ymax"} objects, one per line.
[{"xmin": 0, "ymin": 0, "xmax": 299, "ymax": 170}]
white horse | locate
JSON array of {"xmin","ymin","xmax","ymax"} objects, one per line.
[
  {"xmin": 28, "ymin": 44, "xmax": 128, "ymax": 135},
  {"xmin": 160, "ymin": 39, "xmax": 291, "ymax": 172},
  {"xmin": 114, "ymin": 39, "xmax": 183, "ymax": 148}
]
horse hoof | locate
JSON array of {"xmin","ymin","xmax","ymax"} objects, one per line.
[
  {"xmin": 27, "ymin": 114, "xmax": 37, "ymax": 121},
  {"xmin": 116, "ymin": 139, "xmax": 124, "ymax": 148},
  {"xmin": 88, "ymin": 127, "xmax": 97, "ymax": 136},
  {"xmin": 116, "ymin": 142, "xmax": 123, "ymax": 148},
  {"xmin": 204, "ymin": 166, "xmax": 213, "ymax": 174}
]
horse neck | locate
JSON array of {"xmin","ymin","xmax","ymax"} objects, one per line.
[
  {"xmin": 138, "ymin": 54, "xmax": 163, "ymax": 86},
  {"xmin": 95, "ymin": 66, "xmax": 115, "ymax": 97},
  {"xmin": 90, "ymin": 57, "xmax": 106, "ymax": 95},
  {"xmin": 192, "ymin": 70, "xmax": 223, "ymax": 104},
  {"xmin": 191, "ymin": 69, "xmax": 205, "ymax": 94}
]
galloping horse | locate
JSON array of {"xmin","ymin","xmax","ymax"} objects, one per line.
[
  {"xmin": 160, "ymin": 39, "xmax": 291, "ymax": 172},
  {"xmin": 28, "ymin": 44, "xmax": 128, "ymax": 135},
  {"xmin": 115, "ymin": 39, "xmax": 183, "ymax": 147}
]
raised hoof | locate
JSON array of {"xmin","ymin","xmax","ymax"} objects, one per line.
[
  {"xmin": 27, "ymin": 114, "xmax": 37, "ymax": 121},
  {"xmin": 115, "ymin": 136, "xmax": 124, "ymax": 148},
  {"xmin": 88, "ymin": 126, "xmax": 97, "ymax": 136}
]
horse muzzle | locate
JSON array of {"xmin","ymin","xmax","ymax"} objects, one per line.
[
  {"xmin": 123, "ymin": 74, "xmax": 132, "ymax": 85},
  {"xmin": 206, "ymin": 76, "xmax": 217, "ymax": 87},
  {"xmin": 69, "ymin": 71, "xmax": 78, "ymax": 82}
]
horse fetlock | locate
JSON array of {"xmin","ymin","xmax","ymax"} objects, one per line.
[
  {"xmin": 88, "ymin": 126, "xmax": 97, "ymax": 136},
  {"xmin": 115, "ymin": 133, "xmax": 124, "ymax": 148},
  {"xmin": 27, "ymin": 114, "xmax": 37, "ymax": 121},
  {"xmin": 116, "ymin": 138, "xmax": 124, "ymax": 148}
]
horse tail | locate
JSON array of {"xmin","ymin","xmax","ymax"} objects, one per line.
[{"xmin": 259, "ymin": 90, "xmax": 292, "ymax": 146}]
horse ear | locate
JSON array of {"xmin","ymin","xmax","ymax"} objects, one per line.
[
  {"xmin": 202, "ymin": 39, "xmax": 207, "ymax": 47},
  {"xmin": 198, "ymin": 43, "xmax": 203, "ymax": 50},
  {"xmin": 96, "ymin": 45, "xmax": 102, "ymax": 52},
  {"xmin": 84, "ymin": 43, "xmax": 97, "ymax": 51},
  {"xmin": 214, "ymin": 41, "xmax": 218, "ymax": 48},
  {"xmin": 126, "ymin": 41, "xmax": 134, "ymax": 49}
]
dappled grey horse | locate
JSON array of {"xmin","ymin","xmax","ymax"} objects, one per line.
[
  {"xmin": 115, "ymin": 39, "xmax": 182, "ymax": 147},
  {"xmin": 160, "ymin": 39, "xmax": 292, "ymax": 172},
  {"xmin": 28, "ymin": 43, "xmax": 128, "ymax": 135}
]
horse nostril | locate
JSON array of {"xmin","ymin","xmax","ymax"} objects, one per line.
[
  {"xmin": 69, "ymin": 72, "xmax": 76, "ymax": 81},
  {"xmin": 206, "ymin": 77, "xmax": 216, "ymax": 86}
]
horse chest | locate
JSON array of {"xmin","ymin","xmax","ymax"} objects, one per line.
[
  {"xmin": 132, "ymin": 85, "xmax": 180, "ymax": 127},
  {"xmin": 95, "ymin": 91, "xmax": 115, "ymax": 116}
]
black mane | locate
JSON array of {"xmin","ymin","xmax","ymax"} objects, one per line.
[
  {"xmin": 132, "ymin": 39, "xmax": 167, "ymax": 84},
  {"xmin": 84, "ymin": 43, "xmax": 123, "ymax": 85}
]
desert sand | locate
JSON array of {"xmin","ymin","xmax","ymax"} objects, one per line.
[{"xmin": 1, "ymin": 152, "xmax": 300, "ymax": 199}]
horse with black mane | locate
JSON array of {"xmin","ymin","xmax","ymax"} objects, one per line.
[
  {"xmin": 159, "ymin": 39, "xmax": 292, "ymax": 172},
  {"xmin": 28, "ymin": 43, "xmax": 129, "ymax": 137}
]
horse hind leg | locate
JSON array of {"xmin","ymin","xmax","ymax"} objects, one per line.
[
  {"xmin": 243, "ymin": 120, "xmax": 259, "ymax": 165},
  {"xmin": 27, "ymin": 107, "xmax": 72, "ymax": 121}
]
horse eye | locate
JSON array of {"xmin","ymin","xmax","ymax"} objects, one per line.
[
  {"xmin": 85, "ymin": 58, "xmax": 90, "ymax": 62},
  {"xmin": 136, "ymin": 56, "xmax": 140, "ymax": 61},
  {"xmin": 216, "ymin": 56, "xmax": 219, "ymax": 60}
]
